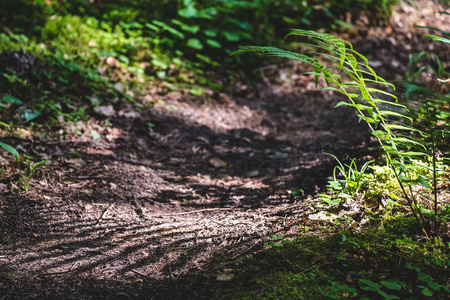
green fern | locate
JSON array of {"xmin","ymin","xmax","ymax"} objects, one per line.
[{"xmin": 233, "ymin": 29, "xmax": 446, "ymax": 237}]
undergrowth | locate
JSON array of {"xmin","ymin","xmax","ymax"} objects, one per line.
[
  {"xmin": 0, "ymin": 0, "xmax": 400, "ymax": 125},
  {"xmin": 229, "ymin": 12, "xmax": 450, "ymax": 300},
  {"xmin": 219, "ymin": 218, "xmax": 449, "ymax": 300},
  {"xmin": 233, "ymin": 28, "xmax": 449, "ymax": 238}
]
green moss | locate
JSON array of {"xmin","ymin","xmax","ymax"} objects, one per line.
[{"xmin": 218, "ymin": 222, "xmax": 449, "ymax": 300}]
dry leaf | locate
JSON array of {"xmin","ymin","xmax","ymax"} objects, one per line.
[
  {"xmin": 0, "ymin": 183, "xmax": 8, "ymax": 194},
  {"xmin": 94, "ymin": 105, "xmax": 115, "ymax": 117},
  {"xmin": 246, "ymin": 170, "xmax": 259, "ymax": 177},
  {"xmin": 65, "ymin": 158, "xmax": 85, "ymax": 167},
  {"xmin": 216, "ymin": 272, "xmax": 235, "ymax": 281},
  {"xmin": 209, "ymin": 157, "xmax": 226, "ymax": 168}
]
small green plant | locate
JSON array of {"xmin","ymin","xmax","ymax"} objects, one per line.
[
  {"xmin": 0, "ymin": 141, "xmax": 19, "ymax": 161},
  {"xmin": 407, "ymin": 264, "xmax": 450, "ymax": 297},
  {"xmin": 18, "ymin": 155, "xmax": 50, "ymax": 191},
  {"xmin": 0, "ymin": 142, "xmax": 49, "ymax": 190},
  {"xmin": 321, "ymin": 153, "xmax": 373, "ymax": 204},
  {"xmin": 405, "ymin": 51, "xmax": 428, "ymax": 83},
  {"xmin": 358, "ymin": 278, "xmax": 403, "ymax": 300},
  {"xmin": 402, "ymin": 50, "xmax": 449, "ymax": 94},
  {"xmin": 265, "ymin": 234, "xmax": 294, "ymax": 248},
  {"xmin": 323, "ymin": 264, "xmax": 449, "ymax": 299}
]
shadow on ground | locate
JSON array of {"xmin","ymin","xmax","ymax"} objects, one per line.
[{"xmin": 0, "ymin": 81, "xmax": 374, "ymax": 299}]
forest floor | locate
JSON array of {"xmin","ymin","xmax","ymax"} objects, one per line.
[{"xmin": 0, "ymin": 1, "xmax": 449, "ymax": 299}]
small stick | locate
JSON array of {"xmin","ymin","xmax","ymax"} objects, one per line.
[
  {"xmin": 131, "ymin": 269, "xmax": 148, "ymax": 277},
  {"xmin": 95, "ymin": 204, "xmax": 114, "ymax": 225},
  {"xmin": 231, "ymin": 239, "xmax": 262, "ymax": 259},
  {"xmin": 154, "ymin": 207, "xmax": 238, "ymax": 216}
]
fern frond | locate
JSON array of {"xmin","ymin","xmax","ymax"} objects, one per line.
[
  {"xmin": 378, "ymin": 110, "xmax": 412, "ymax": 122},
  {"xmin": 232, "ymin": 46, "xmax": 321, "ymax": 67}
]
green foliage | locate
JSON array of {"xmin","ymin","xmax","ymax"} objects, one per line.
[
  {"xmin": 0, "ymin": 0, "xmax": 48, "ymax": 35},
  {"xmin": 0, "ymin": 142, "xmax": 20, "ymax": 161},
  {"xmin": 407, "ymin": 264, "xmax": 450, "ymax": 297},
  {"xmin": 18, "ymin": 155, "xmax": 50, "ymax": 191},
  {"xmin": 233, "ymin": 29, "xmax": 448, "ymax": 237},
  {"xmin": 0, "ymin": 29, "xmax": 119, "ymax": 123},
  {"xmin": 360, "ymin": 164, "xmax": 402, "ymax": 198},
  {"xmin": 321, "ymin": 153, "xmax": 373, "ymax": 204},
  {"xmin": 220, "ymin": 227, "xmax": 450, "ymax": 300},
  {"xmin": 419, "ymin": 11, "xmax": 450, "ymax": 44},
  {"xmin": 265, "ymin": 234, "xmax": 294, "ymax": 248},
  {"xmin": 405, "ymin": 51, "xmax": 429, "ymax": 83},
  {"xmin": 0, "ymin": 0, "xmax": 403, "ymax": 124},
  {"xmin": 1, "ymin": 0, "xmax": 400, "ymax": 70},
  {"xmin": 0, "ymin": 142, "xmax": 49, "ymax": 191}
]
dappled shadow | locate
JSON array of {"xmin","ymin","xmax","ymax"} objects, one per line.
[{"xmin": 0, "ymin": 72, "xmax": 377, "ymax": 298}]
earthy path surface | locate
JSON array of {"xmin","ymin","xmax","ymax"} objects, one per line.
[{"xmin": 0, "ymin": 1, "xmax": 448, "ymax": 299}]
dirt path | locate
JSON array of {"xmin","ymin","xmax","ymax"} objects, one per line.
[
  {"xmin": 1, "ymin": 76, "xmax": 373, "ymax": 299},
  {"xmin": 0, "ymin": 1, "xmax": 448, "ymax": 299}
]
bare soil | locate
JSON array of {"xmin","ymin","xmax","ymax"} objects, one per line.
[{"xmin": 0, "ymin": 1, "xmax": 449, "ymax": 299}]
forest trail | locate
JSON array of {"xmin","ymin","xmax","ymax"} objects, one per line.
[{"xmin": 0, "ymin": 1, "xmax": 449, "ymax": 299}]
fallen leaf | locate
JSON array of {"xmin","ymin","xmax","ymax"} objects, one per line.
[
  {"xmin": 276, "ymin": 188, "xmax": 291, "ymax": 195},
  {"xmin": 0, "ymin": 183, "xmax": 8, "ymax": 194},
  {"xmin": 106, "ymin": 57, "xmax": 119, "ymax": 67},
  {"xmin": 65, "ymin": 158, "xmax": 85, "ymax": 167},
  {"xmin": 94, "ymin": 105, "xmax": 115, "ymax": 117},
  {"xmin": 209, "ymin": 157, "xmax": 226, "ymax": 168},
  {"xmin": 216, "ymin": 272, "xmax": 235, "ymax": 281},
  {"xmin": 269, "ymin": 151, "xmax": 288, "ymax": 159},
  {"xmin": 118, "ymin": 110, "xmax": 141, "ymax": 119},
  {"xmin": 245, "ymin": 170, "xmax": 259, "ymax": 177}
]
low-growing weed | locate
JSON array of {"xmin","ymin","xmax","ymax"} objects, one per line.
[
  {"xmin": 405, "ymin": 51, "xmax": 428, "ymax": 83},
  {"xmin": 0, "ymin": 141, "xmax": 49, "ymax": 191},
  {"xmin": 321, "ymin": 153, "xmax": 373, "ymax": 204},
  {"xmin": 407, "ymin": 264, "xmax": 450, "ymax": 297},
  {"xmin": 265, "ymin": 234, "xmax": 294, "ymax": 248}
]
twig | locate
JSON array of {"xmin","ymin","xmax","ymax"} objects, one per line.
[
  {"xmin": 46, "ymin": 138, "xmax": 86, "ymax": 145},
  {"xmin": 154, "ymin": 207, "xmax": 239, "ymax": 216},
  {"xmin": 428, "ymin": 73, "xmax": 450, "ymax": 83},
  {"xmin": 231, "ymin": 239, "xmax": 262, "ymax": 259},
  {"xmin": 131, "ymin": 269, "xmax": 148, "ymax": 277},
  {"xmin": 39, "ymin": 270, "xmax": 72, "ymax": 276},
  {"xmin": 95, "ymin": 204, "xmax": 114, "ymax": 225}
]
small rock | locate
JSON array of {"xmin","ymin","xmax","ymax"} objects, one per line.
[
  {"xmin": 109, "ymin": 182, "xmax": 117, "ymax": 190},
  {"xmin": 94, "ymin": 105, "xmax": 115, "ymax": 117}
]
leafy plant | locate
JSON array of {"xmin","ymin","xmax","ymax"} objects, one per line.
[
  {"xmin": 359, "ymin": 278, "xmax": 402, "ymax": 300},
  {"xmin": 418, "ymin": 11, "xmax": 450, "ymax": 44},
  {"xmin": 407, "ymin": 264, "xmax": 450, "ymax": 297},
  {"xmin": 265, "ymin": 234, "xmax": 294, "ymax": 248},
  {"xmin": 16, "ymin": 158, "xmax": 50, "ymax": 191},
  {"xmin": 321, "ymin": 153, "xmax": 373, "ymax": 204},
  {"xmin": 0, "ymin": 141, "xmax": 20, "ymax": 162},
  {"xmin": 233, "ymin": 29, "xmax": 447, "ymax": 237},
  {"xmin": 0, "ymin": 142, "xmax": 49, "ymax": 190},
  {"xmin": 404, "ymin": 51, "xmax": 429, "ymax": 83}
]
